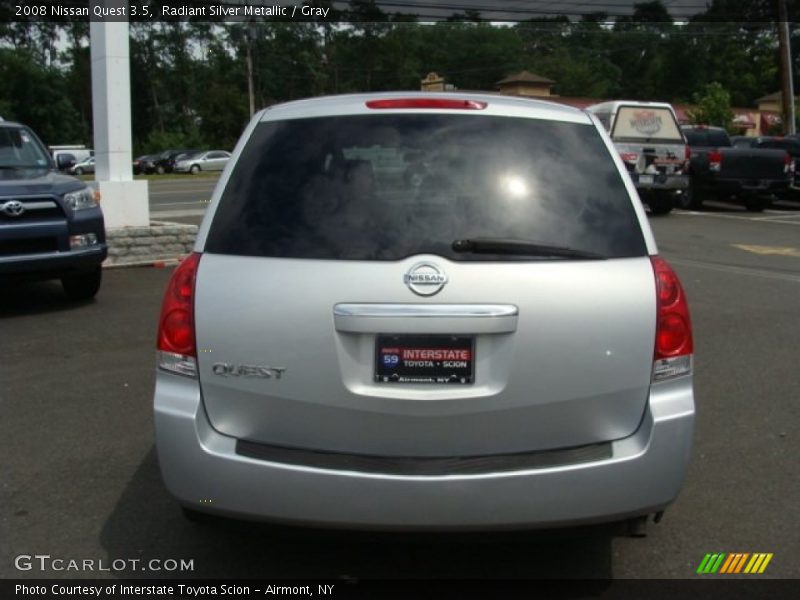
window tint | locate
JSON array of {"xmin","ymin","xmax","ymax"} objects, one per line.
[
  {"xmin": 706, "ymin": 129, "xmax": 731, "ymax": 147},
  {"xmin": 683, "ymin": 130, "xmax": 705, "ymax": 146},
  {"xmin": 0, "ymin": 126, "xmax": 51, "ymax": 168},
  {"xmin": 685, "ymin": 129, "xmax": 731, "ymax": 147},
  {"xmin": 206, "ymin": 114, "xmax": 646, "ymax": 261},
  {"xmin": 760, "ymin": 139, "xmax": 800, "ymax": 156}
]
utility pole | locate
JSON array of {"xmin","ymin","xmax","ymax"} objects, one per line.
[
  {"xmin": 778, "ymin": 0, "xmax": 795, "ymax": 134},
  {"xmin": 246, "ymin": 21, "xmax": 257, "ymax": 118}
]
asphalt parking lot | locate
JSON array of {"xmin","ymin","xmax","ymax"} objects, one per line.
[{"xmin": 2, "ymin": 193, "xmax": 799, "ymax": 581}]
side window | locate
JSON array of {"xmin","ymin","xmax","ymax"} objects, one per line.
[
  {"xmin": 683, "ymin": 130, "xmax": 702, "ymax": 145},
  {"xmin": 594, "ymin": 112, "xmax": 611, "ymax": 132},
  {"xmin": 707, "ymin": 131, "xmax": 729, "ymax": 147}
]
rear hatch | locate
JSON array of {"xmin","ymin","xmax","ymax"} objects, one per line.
[
  {"xmin": 195, "ymin": 107, "xmax": 656, "ymax": 457},
  {"xmin": 611, "ymin": 106, "xmax": 686, "ymax": 179}
]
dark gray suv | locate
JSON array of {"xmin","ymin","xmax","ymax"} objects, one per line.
[{"xmin": 0, "ymin": 119, "xmax": 106, "ymax": 300}]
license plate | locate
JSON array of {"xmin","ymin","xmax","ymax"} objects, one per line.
[
  {"xmin": 375, "ymin": 335, "xmax": 474, "ymax": 384},
  {"xmin": 638, "ymin": 174, "xmax": 654, "ymax": 184}
]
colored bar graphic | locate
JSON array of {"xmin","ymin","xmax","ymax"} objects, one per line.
[
  {"xmin": 758, "ymin": 554, "xmax": 773, "ymax": 573},
  {"xmin": 734, "ymin": 553, "xmax": 750, "ymax": 573},
  {"xmin": 698, "ymin": 552, "xmax": 773, "ymax": 575},
  {"xmin": 697, "ymin": 553, "xmax": 727, "ymax": 574},
  {"xmin": 744, "ymin": 554, "xmax": 762, "ymax": 573},
  {"xmin": 696, "ymin": 554, "xmax": 714, "ymax": 574},
  {"xmin": 719, "ymin": 553, "xmax": 736, "ymax": 573}
]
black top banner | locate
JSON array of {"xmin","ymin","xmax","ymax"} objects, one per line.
[{"xmin": 2, "ymin": 0, "xmax": 792, "ymax": 24}]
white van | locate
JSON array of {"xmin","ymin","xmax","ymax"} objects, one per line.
[
  {"xmin": 50, "ymin": 146, "xmax": 93, "ymax": 172},
  {"xmin": 586, "ymin": 101, "xmax": 689, "ymax": 215}
]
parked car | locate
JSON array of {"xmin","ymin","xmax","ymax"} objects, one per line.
[
  {"xmin": 133, "ymin": 154, "xmax": 156, "ymax": 175},
  {"xmin": 69, "ymin": 156, "xmax": 95, "ymax": 176},
  {"xmin": 587, "ymin": 100, "xmax": 690, "ymax": 215},
  {"xmin": 173, "ymin": 150, "xmax": 231, "ymax": 174},
  {"xmin": 154, "ymin": 93, "xmax": 695, "ymax": 531},
  {"xmin": 731, "ymin": 135, "xmax": 800, "ymax": 198},
  {"xmin": 0, "ymin": 119, "xmax": 106, "ymax": 299},
  {"xmin": 166, "ymin": 150, "xmax": 202, "ymax": 173},
  {"xmin": 51, "ymin": 147, "xmax": 93, "ymax": 173},
  {"xmin": 151, "ymin": 149, "xmax": 201, "ymax": 175},
  {"xmin": 681, "ymin": 125, "xmax": 791, "ymax": 211}
]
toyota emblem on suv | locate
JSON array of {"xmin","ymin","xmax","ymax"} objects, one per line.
[
  {"xmin": 1, "ymin": 200, "xmax": 25, "ymax": 217},
  {"xmin": 404, "ymin": 262, "xmax": 448, "ymax": 296}
]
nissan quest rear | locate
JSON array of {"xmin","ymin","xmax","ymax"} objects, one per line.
[{"xmin": 154, "ymin": 93, "xmax": 694, "ymax": 531}]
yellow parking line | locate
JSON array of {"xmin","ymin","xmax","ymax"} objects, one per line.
[{"xmin": 732, "ymin": 244, "xmax": 800, "ymax": 257}]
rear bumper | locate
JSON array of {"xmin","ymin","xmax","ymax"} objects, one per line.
[
  {"xmin": 154, "ymin": 374, "xmax": 694, "ymax": 530},
  {"xmin": 632, "ymin": 173, "xmax": 688, "ymax": 190}
]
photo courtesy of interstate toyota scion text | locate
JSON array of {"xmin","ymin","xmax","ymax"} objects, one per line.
[{"xmin": 154, "ymin": 92, "xmax": 695, "ymax": 532}]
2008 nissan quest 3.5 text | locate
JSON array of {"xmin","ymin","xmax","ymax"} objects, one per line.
[{"xmin": 153, "ymin": 93, "xmax": 694, "ymax": 531}]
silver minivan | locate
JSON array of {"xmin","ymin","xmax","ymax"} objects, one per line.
[{"xmin": 154, "ymin": 93, "xmax": 694, "ymax": 531}]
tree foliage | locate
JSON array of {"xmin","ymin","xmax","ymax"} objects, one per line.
[
  {"xmin": 0, "ymin": 0, "xmax": 792, "ymax": 153},
  {"xmin": 688, "ymin": 82, "xmax": 735, "ymax": 131}
]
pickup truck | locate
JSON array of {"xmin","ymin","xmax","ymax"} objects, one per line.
[
  {"xmin": 682, "ymin": 126, "xmax": 791, "ymax": 211},
  {"xmin": 587, "ymin": 100, "xmax": 689, "ymax": 215},
  {"xmin": 731, "ymin": 134, "xmax": 800, "ymax": 199},
  {"xmin": 0, "ymin": 118, "xmax": 107, "ymax": 300}
]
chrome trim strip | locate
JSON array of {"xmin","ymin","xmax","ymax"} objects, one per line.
[
  {"xmin": 0, "ymin": 194, "xmax": 59, "ymax": 202},
  {"xmin": 334, "ymin": 303, "xmax": 518, "ymax": 318},
  {"xmin": 20, "ymin": 201, "xmax": 58, "ymax": 210}
]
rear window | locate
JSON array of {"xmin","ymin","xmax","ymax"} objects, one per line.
[
  {"xmin": 612, "ymin": 106, "xmax": 684, "ymax": 143},
  {"xmin": 206, "ymin": 114, "xmax": 646, "ymax": 261},
  {"xmin": 684, "ymin": 128, "xmax": 730, "ymax": 147},
  {"xmin": 759, "ymin": 139, "xmax": 800, "ymax": 157}
]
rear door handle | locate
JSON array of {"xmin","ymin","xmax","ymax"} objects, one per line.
[{"xmin": 333, "ymin": 303, "xmax": 519, "ymax": 334}]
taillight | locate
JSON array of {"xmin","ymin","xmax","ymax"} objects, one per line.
[
  {"xmin": 651, "ymin": 256, "xmax": 693, "ymax": 382},
  {"xmin": 708, "ymin": 150, "xmax": 722, "ymax": 172},
  {"xmin": 157, "ymin": 252, "xmax": 201, "ymax": 377},
  {"xmin": 620, "ymin": 152, "xmax": 639, "ymax": 163},
  {"xmin": 366, "ymin": 98, "xmax": 487, "ymax": 110},
  {"xmin": 784, "ymin": 152, "xmax": 794, "ymax": 174},
  {"xmin": 685, "ymin": 146, "xmax": 692, "ymax": 160}
]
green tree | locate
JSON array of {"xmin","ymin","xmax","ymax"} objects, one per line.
[{"xmin": 688, "ymin": 82, "xmax": 735, "ymax": 130}]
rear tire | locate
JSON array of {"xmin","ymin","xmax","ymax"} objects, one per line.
[
  {"xmin": 647, "ymin": 191, "xmax": 673, "ymax": 215},
  {"xmin": 190, "ymin": 164, "xmax": 200, "ymax": 175},
  {"xmin": 61, "ymin": 267, "xmax": 102, "ymax": 301},
  {"xmin": 156, "ymin": 165, "xmax": 165, "ymax": 175},
  {"xmin": 744, "ymin": 196, "xmax": 768, "ymax": 212},
  {"xmin": 677, "ymin": 181, "xmax": 703, "ymax": 210}
]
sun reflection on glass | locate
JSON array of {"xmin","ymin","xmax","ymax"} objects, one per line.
[{"xmin": 501, "ymin": 174, "xmax": 529, "ymax": 198}]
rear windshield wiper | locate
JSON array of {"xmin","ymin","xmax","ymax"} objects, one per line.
[{"xmin": 452, "ymin": 238, "xmax": 607, "ymax": 260}]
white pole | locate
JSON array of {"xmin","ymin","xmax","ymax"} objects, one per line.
[{"xmin": 90, "ymin": 12, "xmax": 149, "ymax": 227}]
